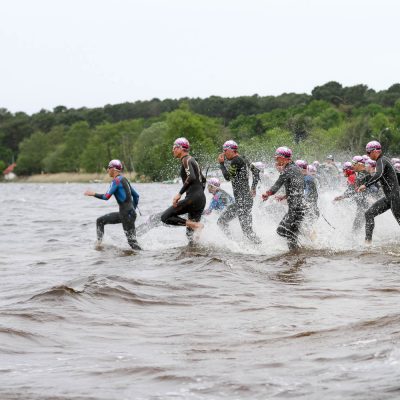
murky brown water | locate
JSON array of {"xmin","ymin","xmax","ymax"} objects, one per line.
[{"xmin": 2, "ymin": 182, "xmax": 400, "ymax": 399}]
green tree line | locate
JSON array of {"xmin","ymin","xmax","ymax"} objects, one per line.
[{"xmin": 1, "ymin": 81, "xmax": 400, "ymax": 179}]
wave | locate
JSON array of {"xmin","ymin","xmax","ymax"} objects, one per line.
[
  {"xmin": 0, "ymin": 326, "xmax": 39, "ymax": 339},
  {"xmin": 0, "ymin": 310, "xmax": 65, "ymax": 323},
  {"xmin": 29, "ymin": 285, "xmax": 82, "ymax": 302},
  {"xmin": 243, "ymin": 312, "xmax": 400, "ymax": 348},
  {"xmin": 26, "ymin": 280, "xmax": 188, "ymax": 307}
]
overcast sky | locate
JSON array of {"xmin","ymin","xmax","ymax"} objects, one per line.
[{"xmin": 1, "ymin": 0, "xmax": 399, "ymax": 114}]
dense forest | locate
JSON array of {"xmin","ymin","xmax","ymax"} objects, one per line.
[{"xmin": 2, "ymin": 81, "xmax": 400, "ymax": 180}]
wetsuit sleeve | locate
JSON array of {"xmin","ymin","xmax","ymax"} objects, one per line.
[
  {"xmin": 219, "ymin": 162, "xmax": 231, "ymax": 181},
  {"xmin": 94, "ymin": 179, "xmax": 118, "ymax": 200},
  {"xmin": 266, "ymin": 171, "xmax": 287, "ymax": 196},
  {"xmin": 130, "ymin": 185, "xmax": 139, "ymax": 208},
  {"xmin": 179, "ymin": 157, "xmax": 197, "ymax": 195},
  {"xmin": 250, "ymin": 164, "xmax": 260, "ymax": 191},
  {"xmin": 366, "ymin": 158, "xmax": 384, "ymax": 187}
]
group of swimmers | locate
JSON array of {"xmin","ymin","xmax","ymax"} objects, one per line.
[{"xmin": 85, "ymin": 137, "xmax": 400, "ymax": 251}]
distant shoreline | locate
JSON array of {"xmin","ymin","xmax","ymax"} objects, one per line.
[{"xmin": 4, "ymin": 172, "xmax": 147, "ymax": 184}]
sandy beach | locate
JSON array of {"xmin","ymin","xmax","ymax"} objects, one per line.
[{"xmin": 8, "ymin": 172, "xmax": 145, "ymax": 184}]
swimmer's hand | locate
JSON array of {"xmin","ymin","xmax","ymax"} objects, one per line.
[
  {"xmin": 84, "ymin": 190, "xmax": 95, "ymax": 196},
  {"xmin": 334, "ymin": 195, "xmax": 344, "ymax": 201},
  {"xmin": 261, "ymin": 192, "xmax": 270, "ymax": 201},
  {"xmin": 173, "ymin": 193, "xmax": 181, "ymax": 207},
  {"xmin": 218, "ymin": 153, "xmax": 225, "ymax": 163},
  {"xmin": 358, "ymin": 185, "xmax": 366, "ymax": 192}
]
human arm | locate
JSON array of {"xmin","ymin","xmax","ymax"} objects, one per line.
[
  {"xmin": 218, "ymin": 154, "xmax": 231, "ymax": 181},
  {"xmin": 250, "ymin": 163, "xmax": 260, "ymax": 195},
  {"xmin": 262, "ymin": 172, "xmax": 287, "ymax": 201},
  {"xmin": 85, "ymin": 180, "xmax": 117, "ymax": 200},
  {"xmin": 265, "ymin": 172, "xmax": 286, "ymax": 195},
  {"xmin": 130, "ymin": 185, "xmax": 140, "ymax": 209},
  {"xmin": 365, "ymin": 158, "xmax": 384, "ymax": 188}
]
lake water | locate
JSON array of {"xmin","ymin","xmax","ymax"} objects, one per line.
[{"xmin": 1, "ymin": 182, "xmax": 400, "ymax": 399}]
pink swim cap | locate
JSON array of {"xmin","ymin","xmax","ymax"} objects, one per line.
[
  {"xmin": 366, "ymin": 140, "xmax": 381, "ymax": 152},
  {"xmin": 295, "ymin": 159, "xmax": 308, "ymax": 169},
  {"xmin": 223, "ymin": 140, "xmax": 238, "ymax": 150},
  {"xmin": 107, "ymin": 159, "xmax": 123, "ymax": 171},
  {"xmin": 173, "ymin": 137, "xmax": 190, "ymax": 150},
  {"xmin": 275, "ymin": 146, "xmax": 292, "ymax": 159},
  {"xmin": 342, "ymin": 161, "xmax": 353, "ymax": 171},
  {"xmin": 207, "ymin": 177, "xmax": 221, "ymax": 187},
  {"xmin": 352, "ymin": 155, "xmax": 365, "ymax": 165}
]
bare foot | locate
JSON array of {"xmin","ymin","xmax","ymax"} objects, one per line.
[
  {"xmin": 186, "ymin": 220, "xmax": 204, "ymax": 241},
  {"xmin": 186, "ymin": 220, "xmax": 204, "ymax": 231}
]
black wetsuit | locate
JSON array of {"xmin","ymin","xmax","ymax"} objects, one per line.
[
  {"xmin": 304, "ymin": 175, "xmax": 319, "ymax": 223},
  {"xmin": 364, "ymin": 155, "xmax": 400, "ymax": 241},
  {"xmin": 266, "ymin": 162, "xmax": 305, "ymax": 249},
  {"xmin": 350, "ymin": 170, "xmax": 371, "ymax": 231},
  {"xmin": 95, "ymin": 175, "xmax": 140, "ymax": 250},
  {"xmin": 218, "ymin": 155, "xmax": 260, "ymax": 243},
  {"xmin": 161, "ymin": 155, "xmax": 206, "ymax": 241}
]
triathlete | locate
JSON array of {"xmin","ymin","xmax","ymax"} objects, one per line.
[
  {"xmin": 365, "ymin": 159, "xmax": 376, "ymax": 174},
  {"xmin": 358, "ymin": 141, "xmax": 400, "ymax": 243},
  {"xmin": 335, "ymin": 156, "xmax": 370, "ymax": 232},
  {"xmin": 296, "ymin": 160, "xmax": 319, "ymax": 224},
  {"xmin": 364, "ymin": 159, "xmax": 380, "ymax": 198},
  {"xmin": 252, "ymin": 161, "xmax": 270, "ymax": 188},
  {"xmin": 262, "ymin": 147, "xmax": 305, "ymax": 250},
  {"xmin": 84, "ymin": 159, "xmax": 141, "ymax": 250},
  {"xmin": 322, "ymin": 154, "xmax": 340, "ymax": 188},
  {"xmin": 160, "ymin": 137, "xmax": 206, "ymax": 243},
  {"xmin": 217, "ymin": 140, "xmax": 261, "ymax": 243},
  {"xmin": 203, "ymin": 178, "xmax": 234, "ymax": 215},
  {"xmin": 310, "ymin": 161, "xmax": 322, "ymax": 188},
  {"xmin": 334, "ymin": 161, "xmax": 356, "ymax": 198}
]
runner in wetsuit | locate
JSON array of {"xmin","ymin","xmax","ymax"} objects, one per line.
[
  {"xmin": 358, "ymin": 141, "xmax": 400, "ymax": 243},
  {"xmin": 365, "ymin": 159, "xmax": 376, "ymax": 174},
  {"xmin": 217, "ymin": 140, "xmax": 261, "ymax": 243},
  {"xmin": 160, "ymin": 137, "xmax": 206, "ymax": 242},
  {"xmin": 296, "ymin": 160, "xmax": 319, "ymax": 223},
  {"xmin": 334, "ymin": 161, "xmax": 356, "ymax": 197},
  {"xmin": 335, "ymin": 157, "xmax": 370, "ymax": 232},
  {"xmin": 262, "ymin": 147, "xmax": 305, "ymax": 250},
  {"xmin": 364, "ymin": 159, "xmax": 381, "ymax": 198},
  {"xmin": 203, "ymin": 178, "xmax": 234, "ymax": 215},
  {"xmin": 84, "ymin": 159, "xmax": 141, "ymax": 250},
  {"xmin": 351, "ymin": 156, "xmax": 373, "ymax": 231}
]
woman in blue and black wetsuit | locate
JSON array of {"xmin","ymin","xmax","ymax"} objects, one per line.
[{"xmin": 84, "ymin": 159, "xmax": 141, "ymax": 250}]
